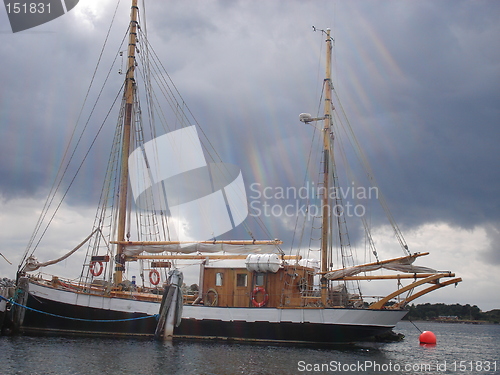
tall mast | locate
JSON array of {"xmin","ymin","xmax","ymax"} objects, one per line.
[
  {"xmin": 115, "ymin": 0, "xmax": 139, "ymax": 284},
  {"xmin": 320, "ymin": 28, "xmax": 333, "ymax": 303}
]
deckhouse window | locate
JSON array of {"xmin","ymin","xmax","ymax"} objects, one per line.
[
  {"xmin": 236, "ymin": 273, "xmax": 247, "ymax": 287},
  {"xmin": 255, "ymin": 273, "xmax": 265, "ymax": 286},
  {"xmin": 215, "ymin": 272, "xmax": 223, "ymax": 286}
]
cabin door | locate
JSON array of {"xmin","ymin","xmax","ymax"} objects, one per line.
[{"xmin": 233, "ymin": 271, "xmax": 250, "ymax": 307}]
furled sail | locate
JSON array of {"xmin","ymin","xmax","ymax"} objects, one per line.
[
  {"xmin": 21, "ymin": 229, "xmax": 99, "ymax": 272},
  {"xmin": 325, "ymin": 253, "xmax": 437, "ymax": 280},
  {"xmin": 121, "ymin": 242, "xmax": 279, "ymax": 256}
]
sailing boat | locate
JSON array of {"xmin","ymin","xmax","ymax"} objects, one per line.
[{"xmin": 7, "ymin": 1, "xmax": 462, "ymax": 344}]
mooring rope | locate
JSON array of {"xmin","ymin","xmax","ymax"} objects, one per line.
[
  {"xmin": 0, "ymin": 295, "xmax": 159, "ymax": 323},
  {"xmin": 408, "ymin": 317, "xmax": 423, "ymax": 333}
]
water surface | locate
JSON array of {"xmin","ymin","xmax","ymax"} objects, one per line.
[{"xmin": 1, "ymin": 321, "xmax": 499, "ymax": 374}]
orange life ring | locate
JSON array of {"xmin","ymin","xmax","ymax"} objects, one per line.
[
  {"xmin": 251, "ymin": 286, "xmax": 268, "ymax": 307},
  {"xmin": 89, "ymin": 261, "xmax": 103, "ymax": 277},
  {"xmin": 149, "ymin": 269, "xmax": 160, "ymax": 285}
]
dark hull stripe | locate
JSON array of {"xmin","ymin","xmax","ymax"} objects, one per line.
[
  {"xmin": 175, "ymin": 319, "xmax": 392, "ymax": 344},
  {"xmin": 22, "ymin": 293, "xmax": 399, "ymax": 344},
  {"xmin": 23, "ymin": 294, "xmax": 158, "ymax": 336}
]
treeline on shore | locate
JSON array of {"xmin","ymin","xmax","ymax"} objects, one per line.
[{"xmin": 403, "ymin": 303, "xmax": 500, "ymax": 323}]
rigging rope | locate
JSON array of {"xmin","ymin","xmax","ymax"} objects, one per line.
[
  {"xmin": 330, "ymin": 110, "xmax": 379, "ymax": 262},
  {"xmin": 21, "ymin": 5, "xmax": 128, "ymax": 268},
  {"xmin": 132, "ymin": 27, "xmax": 282, "ymax": 251},
  {"xmin": 290, "ymin": 75, "xmax": 325, "ymax": 259},
  {"xmin": 23, "ymin": 81, "xmax": 126, "ymax": 272},
  {"xmin": 331, "ymin": 88, "xmax": 410, "ymax": 256}
]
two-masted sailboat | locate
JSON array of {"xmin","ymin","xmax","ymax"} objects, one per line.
[{"xmin": 5, "ymin": 1, "xmax": 461, "ymax": 344}]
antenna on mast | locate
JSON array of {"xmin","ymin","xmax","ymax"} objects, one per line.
[{"xmin": 312, "ymin": 26, "xmax": 334, "ymax": 44}]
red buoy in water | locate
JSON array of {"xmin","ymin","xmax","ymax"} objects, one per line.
[{"xmin": 419, "ymin": 330, "xmax": 437, "ymax": 345}]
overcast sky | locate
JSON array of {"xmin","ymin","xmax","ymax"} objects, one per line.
[{"xmin": 0, "ymin": 0, "xmax": 499, "ymax": 311}]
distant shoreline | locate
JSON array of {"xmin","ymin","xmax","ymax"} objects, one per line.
[
  {"xmin": 405, "ymin": 319, "xmax": 497, "ymax": 325},
  {"xmin": 403, "ymin": 302, "xmax": 500, "ymax": 324}
]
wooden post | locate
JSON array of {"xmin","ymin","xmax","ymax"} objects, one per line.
[{"xmin": 9, "ymin": 277, "xmax": 29, "ymax": 334}]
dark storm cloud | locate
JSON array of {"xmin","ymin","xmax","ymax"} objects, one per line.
[
  {"xmin": 329, "ymin": 1, "xmax": 500, "ymax": 231},
  {"xmin": 0, "ymin": 0, "xmax": 498, "ymax": 237}
]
